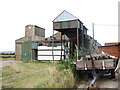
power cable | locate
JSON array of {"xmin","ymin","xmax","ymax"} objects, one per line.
[{"xmin": 94, "ymin": 24, "xmax": 119, "ymax": 26}]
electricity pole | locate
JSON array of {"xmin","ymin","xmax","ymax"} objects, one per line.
[
  {"xmin": 92, "ymin": 23, "xmax": 95, "ymax": 54},
  {"xmin": 92, "ymin": 23, "xmax": 94, "ymax": 40}
]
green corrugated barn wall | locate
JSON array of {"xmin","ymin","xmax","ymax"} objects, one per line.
[
  {"xmin": 53, "ymin": 20, "xmax": 81, "ymax": 29},
  {"xmin": 22, "ymin": 41, "xmax": 38, "ymax": 61},
  {"xmin": 31, "ymin": 43, "xmax": 38, "ymax": 60}
]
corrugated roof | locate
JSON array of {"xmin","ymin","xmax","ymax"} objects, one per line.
[{"xmin": 53, "ymin": 10, "xmax": 78, "ymax": 22}]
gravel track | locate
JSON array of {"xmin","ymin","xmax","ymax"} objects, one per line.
[{"xmin": 0, "ymin": 60, "xmax": 22, "ymax": 69}]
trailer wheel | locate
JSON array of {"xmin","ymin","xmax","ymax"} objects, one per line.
[
  {"xmin": 88, "ymin": 73, "xmax": 93, "ymax": 78},
  {"xmin": 110, "ymin": 69, "xmax": 115, "ymax": 79}
]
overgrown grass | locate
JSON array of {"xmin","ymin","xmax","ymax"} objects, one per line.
[
  {"xmin": 2, "ymin": 62, "xmax": 75, "ymax": 88},
  {"xmin": 58, "ymin": 58, "xmax": 83, "ymax": 86}
]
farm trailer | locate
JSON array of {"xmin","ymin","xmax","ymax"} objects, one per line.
[{"xmin": 74, "ymin": 53, "xmax": 118, "ymax": 87}]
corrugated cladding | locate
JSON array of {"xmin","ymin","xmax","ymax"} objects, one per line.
[
  {"xmin": 53, "ymin": 20, "xmax": 83, "ymax": 30},
  {"xmin": 53, "ymin": 10, "xmax": 84, "ymax": 30},
  {"xmin": 22, "ymin": 42, "xmax": 31, "ymax": 61},
  {"xmin": 21, "ymin": 41, "xmax": 38, "ymax": 61}
]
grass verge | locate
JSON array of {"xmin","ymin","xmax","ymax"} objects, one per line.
[{"xmin": 2, "ymin": 62, "xmax": 75, "ymax": 88}]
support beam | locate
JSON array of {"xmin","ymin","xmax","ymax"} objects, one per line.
[
  {"xmin": 52, "ymin": 27, "xmax": 54, "ymax": 61},
  {"xmin": 77, "ymin": 20, "xmax": 79, "ymax": 61},
  {"xmin": 64, "ymin": 34, "xmax": 65, "ymax": 60},
  {"xmin": 61, "ymin": 32, "xmax": 63, "ymax": 61}
]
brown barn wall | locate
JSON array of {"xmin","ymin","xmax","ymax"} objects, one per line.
[
  {"xmin": 15, "ymin": 43, "xmax": 22, "ymax": 60},
  {"xmin": 99, "ymin": 45, "xmax": 120, "ymax": 58}
]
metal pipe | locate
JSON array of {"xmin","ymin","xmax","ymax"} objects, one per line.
[{"xmin": 92, "ymin": 23, "xmax": 94, "ymax": 40}]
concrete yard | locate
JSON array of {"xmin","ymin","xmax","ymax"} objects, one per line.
[{"xmin": 78, "ymin": 73, "xmax": 118, "ymax": 89}]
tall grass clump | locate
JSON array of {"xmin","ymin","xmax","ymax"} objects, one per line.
[{"xmin": 58, "ymin": 52, "xmax": 83, "ymax": 86}]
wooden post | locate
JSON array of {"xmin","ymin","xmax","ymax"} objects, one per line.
[
  {"xmin": 70, "ymin": 40, "xmax": 73, "ymax": 58},
  {"xmin": 70, "ymin": 41, "xmax": 72, "ymax": 58},
  {"xmin": 52, "ymin": 27, "xmax": 54, "ymax": 62},
  {"xmin": 64, "ymin": 34, "xmax": 65, "ymax": 60},
  {"xmin": 61, "ymin": 32, "xmax": 63, "ymax": 61},
  {"xmin": 92, "ymin": 23, "xmax": 95, "ymax": 54},
  {"xmin": 82, "ymin": 27, "xmax": 84, "ymax": 56}
]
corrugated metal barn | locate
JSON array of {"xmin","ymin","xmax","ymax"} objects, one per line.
[
  {"xmin": 52, "ymin": 10, "xmax": 99, "ymax": 59},
  {"xmin": 15, "ymin": 10, "xmax": 100, "ymax": 61},
  {"xmin": 15, "ymin": 25, "xmax": 45, "ymax": 61}
]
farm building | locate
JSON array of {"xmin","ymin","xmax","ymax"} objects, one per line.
[
  {"xmin": 15, "ymin": 10, "xmax": 100, "ymax": 61},
  {"xmin": 15, "ymin": 25, "xmax": 45, "ymax": 61},
  {"xmin": 53, "ymin": 10, "xmax": 100, "ymax": 59}
]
